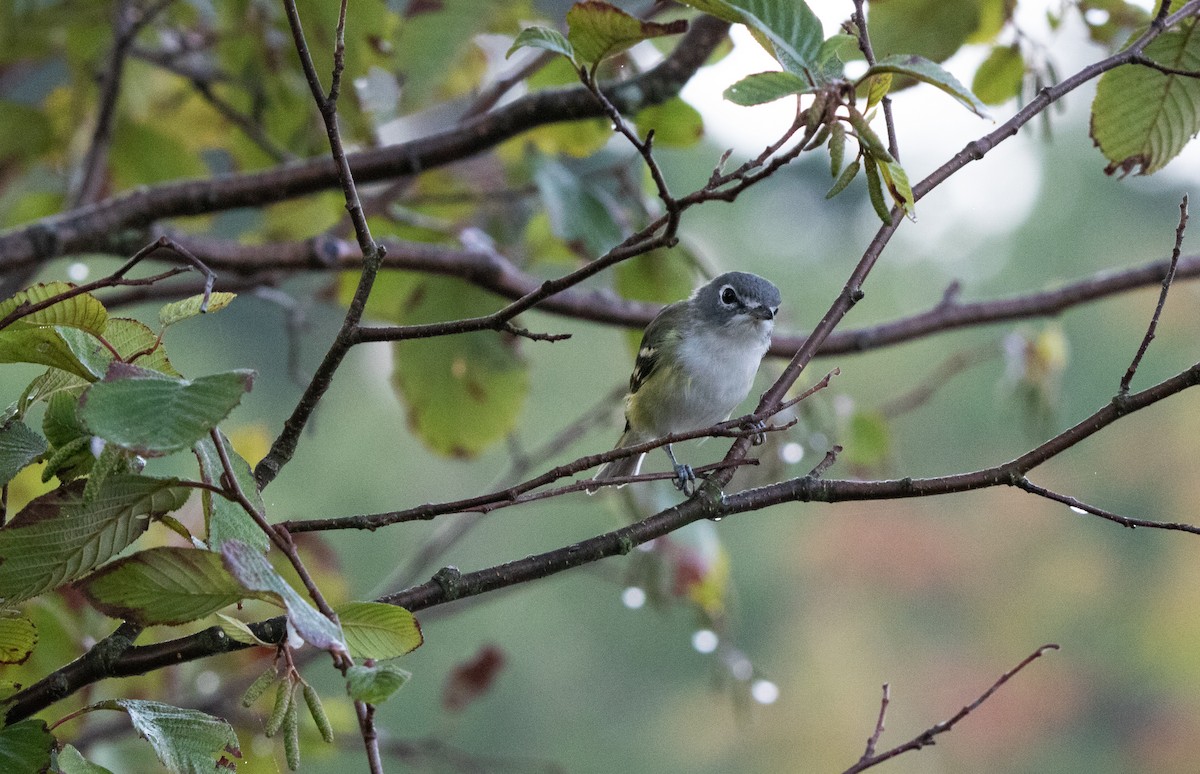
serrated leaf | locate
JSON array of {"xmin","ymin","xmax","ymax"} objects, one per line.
[
  {"xmin": 391, "ymin": 277, "xmax": 527, "ymax": 458},
  {"xmin": 972, "ymin": 44, "xmax": 1025, "ymax": 105},
  {"xmin": 103, "ymin": 318, "xmax": 179, "ymax": 376},
  {"xmin": 56, "ymin": 744, "xmax": 116, "ymax": 774},
  {"xmin": 723, "ymin": 70, "xmax": 815, "ymax": 105},
  {"xmin": 0, "ymin": 420, "xmax": 46, "ymax": 487},
  {"xmin": 158, "ymin": 292, "xmax": 236, "ymax": 328},
  {"xmin": 0, "ymin": 476, "xmax": 191, "ymax": 604},
  {"xmin": 566, "ymin": 1, "xmax": 687, "ymax": 65},
  {"xmin": 0, "ymin": 719, "xmax": 53, "ymax": 774},
  {"xmin": 0, "ymin": 612, "xmax": 36, "ymax": 664},
  {"xmin": 507, "ymin": 25, "xmax": 575, "ymax": 61},
  {"xmin": 99, "ymin": 699, "xmax": 241, "ymax": 774},
  {"xmin": 346, "ymin": 663, "xmax": 411, "ymax": 705},
  {"xmin": 0, "ymin": 282, "xmax": 107, "ymax": 335},
  {"xmin": 79, "ymin": 363, "xmax": 254, "ymax": 457},
  {"xmin": 193, "ymin": 433, "xmax": 270, "ymax": 553},
  {"xmin": 17, "ymin": 368, "xmax": 88, "ymax": 416},
  {"xmin": 220, "ymin": 540, "xmax": 346, "ymax": 653},
  {"xmin": 1091, "ymin": 20, "xmax": 1200, "ymax": 176},
  {"xmin": 860, "ymin": 54, "xmax": 989, "ymax": 117},
  {"xmin": 337, "ymin": 601, "xmax": 423, "ymax": 661},
  {"xmin": 878, "ymin": 159, "xmax": 916, "ymax": 219},
  {"xmin": 862, "ymin": 153, "xmax": 892, "ymax": 223},
  {"xmin": 0, "ymin": 324, "xmax": 110, "ymax": 381},
  {"xmin": 683, "ymin": 0, "xmax": 823, "ymax": 76},
  {"xmin": 826, "ymin": 158, "xmax": 861, "ymax": 199},
  {"xmin": 79, "ymin": 547, "xmax": 246, "ymax": 625}
]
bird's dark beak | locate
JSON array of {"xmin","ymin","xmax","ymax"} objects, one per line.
[{"xmin": 749, "ymin": 305, "xmax": 775, "ymax": 321}]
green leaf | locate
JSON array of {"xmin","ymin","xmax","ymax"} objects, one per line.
[
  {"xmin": 816, "ymin": 33, "xmax": 858, "ymax": 71},
  {"xmin": 865, "ymin": 72, "xmax": 893, "ymax": 110},
  {"xmin": 683, "ymin": 0, "xmax": 823, "ymax": 75},
  {"xmin": 346, "ymin": 663, "xmax": 411, "ymax": 705},
  {"xmin": 337, "ymin": 601, "xmax": 424, "ymax": 661},
  {"xmin": 158, "ymin": 292, "xmax": 237, "ymax": 328},
  {"xmin": 0, "ymin": 476, "xmax": 190, "ymax": 603},
  {"xmin": 0, "ymin": 472, "xmax": 189, "ymax": 600},
  {"xmin": 0, "ymin": 612, "xmax": 36, "ymax": 664},
  {"xmin": 98, "ymin": 699, "xmax": 241, "ymax": 774},
  {"xmin": 507, "ymin": 25, "xmax": 574, "ymax": 61},
  {"xmin": 216, "ymin": 613, "xmax": 274, "ymax": 647},
  {"xmin": 0, "ymin": 420, "xmax": 47, "ymax": 487},
  {"xmin": 867, "ymin": 0, "xmax": 981, "ymax": 64},
  {"xmin": 79, "ymin": 364, "xmax": 254, "ymax": 457},
  {"xmin": 79, "ymin": 547, "xmax": 246, "ymax": 625},
  {"xmin": 192, "ymin": 432, "xmax": 270, "ymax": 553},
  {"xmin": 723, "ymin": 70, "xmax": 815, "ymax": 105},
  {"xmin": 531, "ymin": 153, "xmax": 624, "ymax": 256},
  {"xmin": 0, "ymin": 324, "xmax": 110, "ymax": 381},
  {"xmin": 972, "ymin": 44, "xmax": 1025, "ymax": 105},
  {"xmin": 56, "ymin": 744, "xmax": 116, "ymax": 774},
  {"xmin": 1091, "ymin": 20, "xmax": 1200, "ymax": 176},
  {"xmin": 845, "ymin": 409, "xmax": 890, "ymax": 467},
  {"xmin": 103, "ymin": 318, "xmax": 180, "ymax": 376},
  {"xmin": 392, "ymin": 277, "xmax": 528, "ymax": 458},
  {"xmin": 566, "ymin": 1, "xmax": 687, "ymax": 66},
  {"xmin": 860, "ymin": 54, "xmax": 989, "ymax": 118},
  {"xmin": 220, "ymin": 540, "xmax": 346, "ymax": 654},
  {"xmin": 633, "ymin": 97, "xmax": 704, "ymax": 147},
  {"xmin": 0, "ymin": 719, "xmax": 53, "ymax": 774},
  {"xmin": 0, "ymin": 282, "xmax": 107, "ymax": 335},
  {"xmin": 879, "ymin": 159, "xmax": 916, "ymax": 219}
]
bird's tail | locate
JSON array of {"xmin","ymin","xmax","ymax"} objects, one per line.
[{"xmin": 586, "ymin": 432, "xmax": 647, "ymax": 494}]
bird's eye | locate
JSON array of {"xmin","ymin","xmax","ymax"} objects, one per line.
[{"xmin": 720, "ymin": 286, "xmax": 738, "ymax": 305}]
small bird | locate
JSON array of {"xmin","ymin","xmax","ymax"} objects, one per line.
[{"xmin": 589, "ymin": 271, "xmax": 781, "ymax": 495}]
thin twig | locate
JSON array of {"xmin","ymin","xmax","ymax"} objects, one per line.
[
  {"xmin": 1119, "ymin": 194, "xmax": 1188, "ymax": 393},
  {"xmin": 843, "ymin": 645, "xmax": 1059, "ymax": 773},
  {"xmin": 850, "ymin": 0, "xmax": 900, "ymax": 159},
  {"xmin": 1016, "ymin": 477, "xmax": 1200, "ymax": 534}
]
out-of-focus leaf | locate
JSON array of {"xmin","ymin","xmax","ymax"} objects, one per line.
[
  {"xmin": 634, "ymin": 97, "xmax": 704, "ymax": 147},
  {"xmin": 860, "ymin": 55, "xmax": 989, "ymax": 117},
  {"xmin": 1091, "ymin": 20, "xmax": 1200, "ymax": 176},
  {"xmin": 0, "ymin": 283, "xmax": 107, "ymax": 335},
  {"xmin": 0, "ymin": 476, "xmax": 191, "ymax": 604},
  {"xmin": 973, "ymin": 44, "xmax": 1025, "ymax": 105},
  {"xmin": 845, "ymin": 409, "xmax": 890, "ymax": 467},
  {"xmin": 221, "ymin": 539, "xmax": 346, "ymax": 653},
  {"xmin": 392, "ymin": 277, "xmax": 528, "ymax": 458},
  {"xmin": 532, "ymin": 154, "xmax": 624, "ymax": 255},
  {"xmin": 723, "ymin": 70, "xmax": 815, "ymax": 105},
  {"xmin": 109, "ymin": 118, "xmax": 207, "ymax": 188},
  {"xmin": 0, "ymin": 420, "xmax": 47, "ymax": 487},
  {"xmin": 158, "ymin": 293, "xmax": 237, "ymax": 328},
  {"xmin": 0, "ymin": 719, "xmax": 53, "ymax": 773},
  {"xmin": 443, "ymin": 644, "xmax": 506, "ymax": 713},
  {"xmin": 338, "ymin": 601, "xmax": 423, "ymax": 661},
  {"xmin": 0, "ymin": 612, "xmax": 37, "ymax": 664},
  {"xmin": 192, "ymin": 433, "xmax": 270, "ymax": 552},
  {"xmin": 346, "ymin": 663, "xmax": 411, "ymax": 705},
  {"xmin": 868, "ymin": 0, "xmax": 981, "ymax": 64},
  {"xmin": 95, "ymin": 699, "xmax": 241, "ymax": 774},
  {"xmin": 566, "ymin": 2, "xmax": 687, "ymax": 65},
  {"xmin": 79, "ymin": 364, "xmax": 254, "ymax": 457},
  {"xmin": 506, "ymin": 25, "xmax": 574, "ymax": 60},
  {"xmin": 79, "ymin": 547, "xmax": 245, "ymax": 625},
  {"xmin": 0, "ymin": 102, "xmax": 54, "ymax": 163}
]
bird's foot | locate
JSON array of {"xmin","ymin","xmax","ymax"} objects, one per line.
[
  {"xmin": 672, "ymin": 463, "xmax": 697, "ymax": 495},
  {"xmin": 745, "ymin": 419, "xmax": 767, "ymax": 446}
]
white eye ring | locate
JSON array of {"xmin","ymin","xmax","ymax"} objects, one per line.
[{"xmin": 720, "ymin": 286, "xmax": 738, "ymax": 305}]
